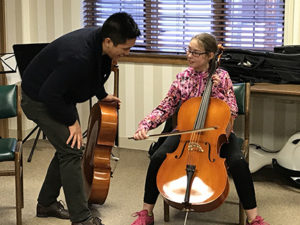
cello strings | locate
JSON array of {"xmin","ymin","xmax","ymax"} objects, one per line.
[{"xmin": 188, "ymin": 77, "xmax": 212, "ymax": 165}]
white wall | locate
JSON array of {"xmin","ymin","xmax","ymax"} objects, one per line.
[
  {"xmin": 284, "ymin": 0, "xmax": 300, "ymax": 45},
  {"xmin": 4, "ymin": 0, "xmax": 300, "ymax": 151},
  {"xmin": 4, "ymin": 0, "xmax": 94, "ymax": 138}
]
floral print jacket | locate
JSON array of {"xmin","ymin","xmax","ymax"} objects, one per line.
[{"xmin": 137, "ymin": 67, "xmax": 238, "ymax": 132}]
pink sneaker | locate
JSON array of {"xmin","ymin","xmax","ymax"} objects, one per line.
[
  {"xmin": 246, "ymin": 216, "xmax": 270, "ymax": 225},
  {"xmin": 131, "ymin": 210, "xmax": 154, "ymax": 225}
]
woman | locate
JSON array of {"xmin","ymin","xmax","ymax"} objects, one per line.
[{"xmin": 131, "ymin": 33, "xmax": 269, "ymax": 225}]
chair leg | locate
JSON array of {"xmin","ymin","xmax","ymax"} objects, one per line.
[
  {"xmin": 15, "ymin": 149, "xmax": 23, "ymax": 225},
  {"xmin": 20, "ymin": 144, "xmax": 24, "ymax": 208},
  {"xmin": 163, "ymin": 200, "xmax": 170, "ymax": 222},
  {"xmin": 239, "ymin": 202, "xmax": 245, "ymax": 225},
  {"xmin": 16, "ymin": 198, "xmax": 22, "ymax": 225}
]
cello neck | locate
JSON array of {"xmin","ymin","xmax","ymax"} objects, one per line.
[
  {"xmin": 193, "ymin": 46, "xmax": 224, "ymax": 130},
  {"xmin": 112, "ymin": 61, "xmax": 119, "ymax": 98},
  {"xmin": 193, "ymin": 59, "xmax": 216, "ymax": 130}
]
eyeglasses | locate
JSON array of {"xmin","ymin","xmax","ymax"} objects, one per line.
[{"xmin": 184, "ymin": 47, "xmax": 207, "ymax": 57}]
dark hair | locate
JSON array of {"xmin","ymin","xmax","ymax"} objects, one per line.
[
  {"xmin": 192, "ymin": 33, "xmax": 218, "ymax": 54},
  {"xmin": 101, "ymin": 12, "xmax": 141, "ymax": 46}
]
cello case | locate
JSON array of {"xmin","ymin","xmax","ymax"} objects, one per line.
[{"xmin": 249, "ymin": 132, "xmax": 300, "ymax": 188}]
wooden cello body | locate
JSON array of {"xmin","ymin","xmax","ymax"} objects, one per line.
[
  {"xmin": 82, "ymin": 63, "xmax": 119, "ymax": 204},
  {"xmin": 156, "ymin": 96, "xmax": 231, "ymax": 212},
  {"xmin": 82, "ymin": 101, "xmax": 117, "ymax": 204},
  {"xmin": 157, "ymin": 47, "xmax": 231, "ymax": 212}
]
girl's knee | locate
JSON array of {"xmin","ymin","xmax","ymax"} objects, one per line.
[{"xmin": 150, "ymin": 151, "xmax": 166, "ymax": 163}]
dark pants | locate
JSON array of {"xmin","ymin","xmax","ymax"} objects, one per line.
[
  {"xmin": 21, "ymin": 91, "xmax": 91, "ymax": 222},
  {"xmin": 144, "ymin": 133, "xmax": 257, "ymax": 210}
]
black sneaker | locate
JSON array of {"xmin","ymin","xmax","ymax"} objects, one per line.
[
  {"xmin": 37, "ymin": 200, "xmax": 69, "ymax": 219},
  {"xmin": 72, "ymin": 217, "xmax": 104, "ymax": 225}
]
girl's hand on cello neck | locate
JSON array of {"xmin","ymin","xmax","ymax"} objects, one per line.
[
  {"xmin": 212, "ymin": 74, "xmax": 221, "ymax": 87},
  {"xmin": 134, "ymin": 128, "xmax": 148, "ymax": 140}
]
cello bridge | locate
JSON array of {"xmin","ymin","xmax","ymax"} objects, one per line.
[{"xmin": 188, "ymin": 142, "xmax": 203, "ymax": 152}]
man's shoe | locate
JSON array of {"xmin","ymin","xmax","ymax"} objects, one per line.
[
  {"xmin": 131, "ymin": 210, "xmax": 154, "ymax": 225},
  {"xmin": 246, "ymin": 216, "xmax": 270, "ymax": 225},
  {"xmin": 37, "ymin": 201, "xmax": 69, "ymax": 219},
  {"xmin": 72, "ymin": 216, "xmax": 104, "ymax": 225}
]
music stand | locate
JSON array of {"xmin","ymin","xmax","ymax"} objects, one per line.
[
  {"xmin": 13, "ymin": 43, "xmax": 48, "ymax": 162},
  {"xmin": 0, "ymin": 53, "xmax": 17, "ymax": 74}
]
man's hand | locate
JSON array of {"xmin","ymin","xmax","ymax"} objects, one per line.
[
  {"xmin": 101, "ymin": 94, "xmax": 121, "ymax": 108},
  {"xmin": 66, "ymin": 120, "xmax": 82, "ymax": 149}
]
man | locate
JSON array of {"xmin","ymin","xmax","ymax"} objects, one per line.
[{"xmin": 21, "ymin": 12, "xmax": 140, "ymax": 225}]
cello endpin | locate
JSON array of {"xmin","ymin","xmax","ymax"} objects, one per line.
[{"xmin": 183, "ymin": 211, "xmax": 189, "ymax": 225}]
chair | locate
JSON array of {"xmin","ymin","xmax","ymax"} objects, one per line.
[
  {"xmin": 232, "ymin": 82, "xmax": 251, "ymax": 225},
  {"xmin": 0, "ymin": 84, "xmax": 24, "ymax": 225},
  {"xmin": 161, "ymin": 82, "xmax": 251, "ymax": 225}
]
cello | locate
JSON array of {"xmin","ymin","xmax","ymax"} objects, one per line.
[
  {"xmin": 156, "ymin": 46, "xmax": 231, "ymax": 213},
  {"xmin": 82, "ymin": 61, "xmax": 119, "ymax": 204}
]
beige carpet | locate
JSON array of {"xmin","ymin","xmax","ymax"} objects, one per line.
[{"xmin": 0, "ymin": 139, "xmax": 299, "ymax": 225}]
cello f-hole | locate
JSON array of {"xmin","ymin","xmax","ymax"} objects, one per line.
[
  {"xmin": 205, "ymin": 142, "xmax": 215, "ymax": 162},
  {"xmin": 175, "ymin": 141, "xmax": 189, "ymax": 159}
]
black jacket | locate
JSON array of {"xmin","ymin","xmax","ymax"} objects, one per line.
[{"xmin": 21, "ymin": 27, "xmax": 112, "ymax": 126}]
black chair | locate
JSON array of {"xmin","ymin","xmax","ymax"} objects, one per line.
[{"xmin": 13, "ymin": 43, "xmax": 48, "ymax": 162}]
